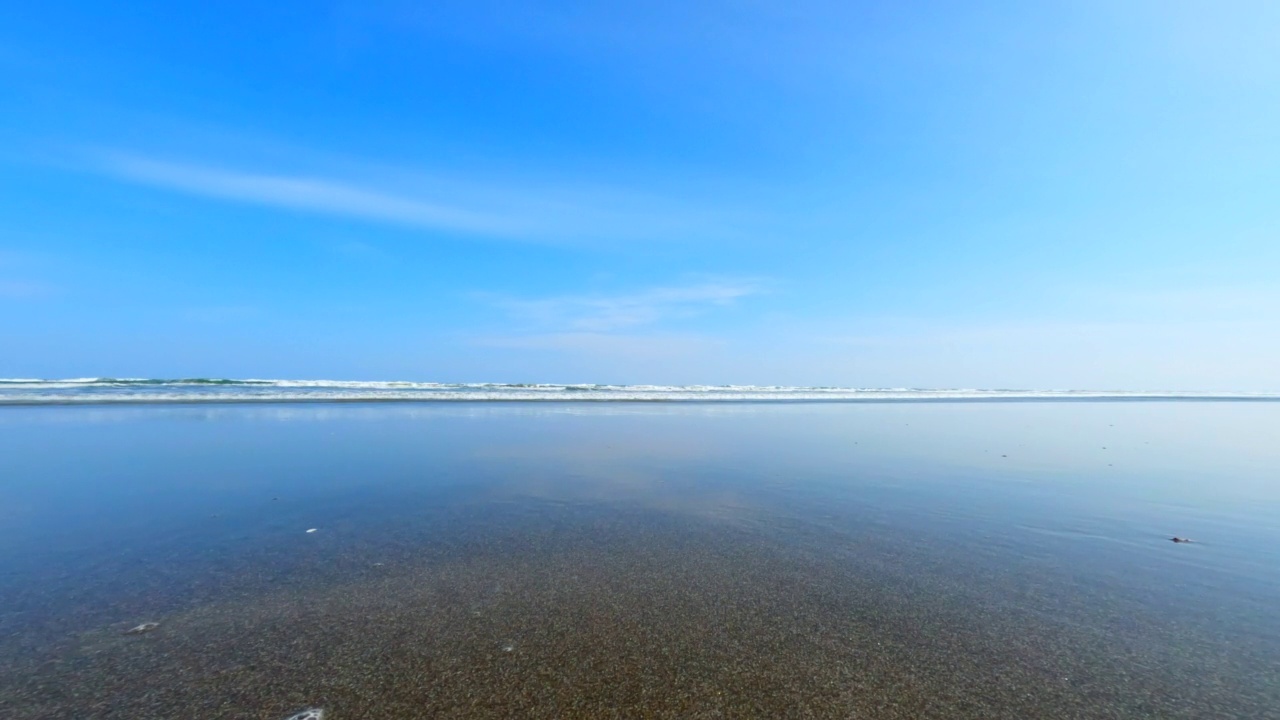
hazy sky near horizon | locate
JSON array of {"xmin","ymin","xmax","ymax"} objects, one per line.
[{"xmin": 2, "ymin": 1, "xmax": 1278, "ymax": 388}]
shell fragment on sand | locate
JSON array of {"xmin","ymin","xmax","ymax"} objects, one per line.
[
  {"xmin": 124, "ymin": 622, "xmax": 159, "ymax": 635},
  {"xmin": 283, "ymin": 710, "xmax": 325, "ymax": 720}
]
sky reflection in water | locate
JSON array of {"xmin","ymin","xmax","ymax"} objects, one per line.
[{"xmin": 1, "ymin": 401, "xmax": 1278, "ymax": 718}]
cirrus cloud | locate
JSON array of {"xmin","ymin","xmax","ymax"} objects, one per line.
[
  {"xmin": 485, "ymin": 280, "xmax": 765, "ymax": 333},
  {"xmin": 92, "ymin": 151, "xmax": 738, "ymax": 246}
]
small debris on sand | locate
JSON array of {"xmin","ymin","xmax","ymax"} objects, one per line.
[
  {"xmin": 282, "ymin": 710, "xmax": 325, "ymax": 720},
  {"xmin": 124, "ymin": 622, "xmax": 160, "ymax": 635},
  {"xmin": 1171, "ymin": 537, "xmax": 1194, "ymax": 543},
  {"xmin": 306, "ymin": 528, "xmax": 318, "ymax": 533}
]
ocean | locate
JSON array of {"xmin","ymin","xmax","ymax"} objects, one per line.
[
  {"xmin": 1, "ymin": 395, "xmax": 1278, "ymax": 718},
  {"xmin": 2, "ymin": 378, "xmax": 1278, "ymax": 405}
]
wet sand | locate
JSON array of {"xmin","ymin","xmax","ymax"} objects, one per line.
[
  {"xmin": 3, "ymin": 505, "xmax": 1277, "ymax": 719},
  {"xmin": 2, "ymin": 402, "xmax": 1279, "ymax": 718}
]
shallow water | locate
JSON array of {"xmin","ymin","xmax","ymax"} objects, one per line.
[{"xmin": 1, "ymin": 402, "xmax": 1278, "ymax": 719}]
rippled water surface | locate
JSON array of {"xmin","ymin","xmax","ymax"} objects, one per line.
[{"xmin": 1, "ymin": 402, "xmax": 1278, "ymax": 719}]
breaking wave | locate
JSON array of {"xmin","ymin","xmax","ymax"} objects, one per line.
[{"xmin": 0, "ymin": 378, "xmax": 1276, "ymax": 405}]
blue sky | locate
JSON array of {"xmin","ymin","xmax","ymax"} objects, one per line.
[{"xmin": 2, "ymin": 1, "xmax": 1277, "ymax": 388}]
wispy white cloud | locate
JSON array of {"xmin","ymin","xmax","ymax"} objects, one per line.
[
  {"xmin": 93, "ymin": 152, "xmax": 734, "ymax": 244},
  {"xmin": 466, "ymin": 280, "xmax": 763, "ymax": 374},
  {"xmin": 473, "ymin": 331, "xmax": 722, "ymax": 357},
  {"xmin": 487, "ymin": 280, "xmax": 764, "ymax": 333},
  {"xmin": 100, "ymin": 154, "xmax": 524, "ymax": 237},
  {"xmin": 743, "ymin": 309, "xmax": 1280, "ymax": 391}
]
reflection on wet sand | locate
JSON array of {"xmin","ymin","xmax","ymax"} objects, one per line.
[{"xmin": 1, "ymin": 402, "xmax": 1279, "ymax": 718}]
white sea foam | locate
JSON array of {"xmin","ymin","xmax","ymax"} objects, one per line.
[{"xmin": 0, "ymin": 378, "xmax": 1277, "ymax": 405}]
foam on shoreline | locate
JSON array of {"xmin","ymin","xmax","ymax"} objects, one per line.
[{"xmin": 1, "ymin": 379, "xmax": 1275, "ymax": 405}]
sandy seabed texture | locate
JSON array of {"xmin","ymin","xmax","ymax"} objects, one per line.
[{"xmin": 3, "ymin": 505, "xmax": 1276, "ymax": 720}]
